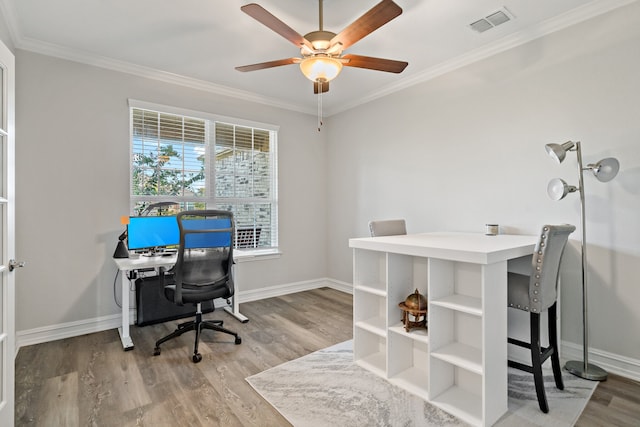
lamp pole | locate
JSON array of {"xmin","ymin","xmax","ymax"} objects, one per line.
[{"xmin": 564, "ymin": 141, "xmax": 608, "ymax": 381}]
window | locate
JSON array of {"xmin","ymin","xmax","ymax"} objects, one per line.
[{"xmin": 129, "ymin": 100, "xmax": 278, "ymax": 251}]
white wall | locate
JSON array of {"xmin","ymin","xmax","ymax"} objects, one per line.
[
  {"xmin": 15, "ymin": 51, "xmax": 328, "ymax": 332},
  {"xmin": 0, "ymin": 6, "xmax": 14, "ymax": 52},
  {"xmin": 326, "ymin": 2, "xmax": 640, "ymax": 369}
]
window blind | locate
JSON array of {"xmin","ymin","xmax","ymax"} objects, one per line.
[{"xmin": 130, "ymin": 105, "xmax": 278, "ymax": 251}]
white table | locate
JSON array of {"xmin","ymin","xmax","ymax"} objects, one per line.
[
  {"xmin": 113, "ymin": 253, "xmax": 248, "ymax": 351},
  {"xmin": 349, "ymin": 232, "xmax": 537, "ymax": 427}
]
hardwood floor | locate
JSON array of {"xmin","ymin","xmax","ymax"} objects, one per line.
[
  {"xmin": 14, "ymin": 288, "xmax": 640, "ymax": 426},
  {"xmin": 577, "ymin": 373, "xmax": 640, "ymax": 426}
]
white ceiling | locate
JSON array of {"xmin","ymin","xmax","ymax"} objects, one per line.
[{"xmin": 1, "ymin": 0, "xmax": 635, "ymax": 116}]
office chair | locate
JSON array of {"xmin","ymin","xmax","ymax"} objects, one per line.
[
  {"xmin": 368, "ymin": 219, "xmax": 407, "ymax": 237},
  {"xmin": 507, "ymin": 224, "xmax": 575, "ymax": 413},
  {"xmin": 153, "ymin": 210, "xmax": 241, "ymax": 363}
]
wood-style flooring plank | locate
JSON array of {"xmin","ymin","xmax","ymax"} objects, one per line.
[
  {"xmin": 37, "ymin": 372, "xmax": 80, "ymax": 427},
  {"xmin": 576, "ymin": 373, "xmax": 640, "ymax": 427}
]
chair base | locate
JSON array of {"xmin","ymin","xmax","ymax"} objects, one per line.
[
  {"xmin": 153, "ymin": 303, "xmax": 241, "ymax": 363},
  {"xmin": 508, "ymin": 303, "xmax": 563, "ymax": 413}
]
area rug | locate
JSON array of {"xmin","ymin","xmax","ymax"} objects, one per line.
[{"xmin": 246, "ymin": 340, "xmax": 597, "ymax": 427}]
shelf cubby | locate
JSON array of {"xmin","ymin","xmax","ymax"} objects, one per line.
[
  {"xmin": 353, "ymin": 249, "xmax": 387, "ymax": 293},
  {"xmin": 388, "ymin": 328, "xmax": 429, "ymax": 400},
  {"xmin": 428, "ymin": 259, "xmax": 483, "ymax": 312},
  {"xmin": 428, "ymin": 306, "xmax": 482, "ymax": 368},
  {"xmin": 354, "ymin": 327, "xmax": 386, "ymax": 377},
  {"xmin": 354, "ymin": 288, "xmax": 387, "ymax": 336},
  {"xmin": 429, "ymin": 358, "xmax": 483, "ymax": 427}
]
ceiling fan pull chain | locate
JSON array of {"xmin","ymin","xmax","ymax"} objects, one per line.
[{"xmin": 318, "ymin": 81, "xmax": 323, "ymax": 131}]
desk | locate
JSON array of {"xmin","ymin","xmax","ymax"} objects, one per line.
[
  {"xmin": 349, "ymin": 232, "xmax": 537, "ymax": 427},
  {"xmin": 113, "ymin": 254, "xmax": 248, "ymax": 351}
]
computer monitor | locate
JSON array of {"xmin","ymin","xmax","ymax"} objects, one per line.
[{"xmin": 127, "ymin": 216, "xmax": 179, "ymax": 251}]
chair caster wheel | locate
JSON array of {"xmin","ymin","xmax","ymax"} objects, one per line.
[
  {"xmin": 153, "ymin": 347, "xmax": 161, "ymax": 356},
  {"xmin": 235, "ymin": 336, "xmax": 242, "ymax": 345},
  {"xmin": 193, "ymin": 353, "xmax": 202, "ymax": 363}
]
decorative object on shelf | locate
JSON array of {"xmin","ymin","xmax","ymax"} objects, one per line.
[
  {"xmin": 544, "ymin": 140, "xmax": 620, "ymax": 382},
  {"xmin": 398, "ymin": 289, "xmax": 427, "ymax": 332}
]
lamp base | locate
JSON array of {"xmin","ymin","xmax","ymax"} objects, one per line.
[
  {"xmin": 565, "ymin": 360, "xmax": 608, "ymax": 381},
  {"xmin": 113, "ymin": 240, "xmax": 129, "ymax": 258}
]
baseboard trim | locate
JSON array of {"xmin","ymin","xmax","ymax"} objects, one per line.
[
  {"xmin": 561, "ymin": 340, "xmax": 640, "ymax": 382},
  {"xmin": 236, "ymin": 278, "xmax": 343, "ymax": 303},
  {"xmin": 16, "ymin": 313, "xmax": 123, "ymax": 350},
  {"xmin": 16, "ymin": 278, "xmax": 353, "ymax": 352}
]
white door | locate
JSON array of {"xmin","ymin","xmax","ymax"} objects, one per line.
[{"xmin": 0, "ymin": 39, "xmax": 16, "ymax": 426}]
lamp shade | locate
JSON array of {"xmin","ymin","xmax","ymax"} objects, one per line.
[
  {"xmin": 545, "ymin": 141, "xmax": 576, "ymax": 163},
  {"xmin": 547, "ymin": 178, "xmax": 577, "ymax": 201},
  {"xmin": 300, "ymin": 56, "xmax": 343, "ymax": 82},
  {"xmin": 588, "ymin": 157, "xmax": 620, "ymax": 182}
]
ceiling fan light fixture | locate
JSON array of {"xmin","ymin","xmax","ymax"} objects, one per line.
[{"xmin": 300, "ymin": 56, "xmax": 343, "ymax": 82}]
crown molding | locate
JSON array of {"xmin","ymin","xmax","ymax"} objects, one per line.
[
  {"xmin": 325, "ymin": 0, "xmax": 639, "ymax": 116},
  {"xmin": 13, "ymin": 34, "xmax": 316, "ymax": 116}
]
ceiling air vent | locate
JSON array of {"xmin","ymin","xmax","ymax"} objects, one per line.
[{"xmin": 470, "ymin": 7, "xmax": 514, "ymax": 33}]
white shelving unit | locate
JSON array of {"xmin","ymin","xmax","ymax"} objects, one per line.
[{"xmin": 350, "ymin": 232, "xmax": 537, "ymax": 427}]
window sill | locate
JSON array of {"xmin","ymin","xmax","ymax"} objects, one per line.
[{"xmin": 234, "ymin": 248, "xmax": 282, "ymax": 262}]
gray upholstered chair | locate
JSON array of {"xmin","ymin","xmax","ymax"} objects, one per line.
[
  {"xmin": 368, "ymin": 219, "xmax": 407, "ymax": 237},
  {"xmin": 507, "ymin": 224, "xmax": 575, "ymax": 413}
]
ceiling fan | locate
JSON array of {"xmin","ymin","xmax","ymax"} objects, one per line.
[{"xmin": 236, "ymin": 0, "xmax": 409, "ymax": 94}]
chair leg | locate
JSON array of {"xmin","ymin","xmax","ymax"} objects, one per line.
[
  {"xmin": 153, "ymin": 320, "xmax": 196, "ymax": 355},
  {"xmin": 548, "ymin": 303, "xmax": 564, "ymax": 390},
  {"xmin": 530, "ymin": 312, "xmax": 549, "ymax": 413},
  {"xmin": 201, "ymin": 320, "xmax": 242, "ymax": 344}
]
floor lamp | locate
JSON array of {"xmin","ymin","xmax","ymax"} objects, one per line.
[{"xmin": 544, "ymin": 140, "xmax": 619, "ymax": 381}]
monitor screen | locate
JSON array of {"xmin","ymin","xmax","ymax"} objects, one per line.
[{"xmin": 127, "ymin": 216, "xmax": 179, "ymax": 250}]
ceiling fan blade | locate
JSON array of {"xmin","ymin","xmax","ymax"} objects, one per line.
[
  {"xmin": 342, "ymin": 54, "xmax": 408, "ymax": 73},
  {"xmin": 330, "ymin": 0, "xmax": 402, "ymax": 50},
  {"xmin": 235, "ymin": 58, "xmax": 298, "ymax": 72},
  {"xmin": 313, "ymin": 81, "xmax": 330, "ymax": 94},
  {"xmin": 241, "ymin": 3, "xmax": 313, "ymax": 50}
]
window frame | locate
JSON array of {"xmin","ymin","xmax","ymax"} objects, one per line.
[{"xmin": 128, "ymin": 99, "xmax": 279, "ymax": 255}]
